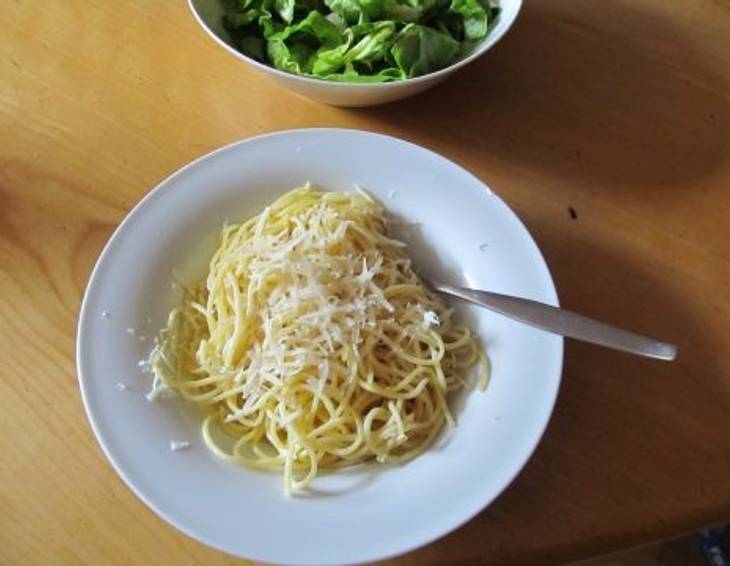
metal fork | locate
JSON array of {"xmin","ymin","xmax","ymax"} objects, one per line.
[{"xmin": 425, "ymin": 278, "xmax": 677, "ymax": 361}]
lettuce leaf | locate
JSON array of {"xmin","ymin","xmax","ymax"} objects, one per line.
[
  {"xmin": 390, "ymin": 23, "xmax": 459, "ymax": 77},
  {"xmin": 221, "ymin": 0, "xmax": 499, "ymax": 82}
]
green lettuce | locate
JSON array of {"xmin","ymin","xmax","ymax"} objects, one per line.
[{"xmin": 222, "ymin": 0, "xmax": 499, "ymax": 82}]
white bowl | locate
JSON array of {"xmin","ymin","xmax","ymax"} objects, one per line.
[
  {"xmin": 77, "ymin": 128, "xmax": 562, "ymax": 565},
  {"xmin": 189, "ymin": 0, "xmax": 522, "ymax": 107}
]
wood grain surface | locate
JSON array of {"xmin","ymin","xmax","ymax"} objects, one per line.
[{"xmin": 1, "ymin": 0, "xmax": 729, "ymax": 564}]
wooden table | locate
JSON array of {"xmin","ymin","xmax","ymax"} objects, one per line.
[{"xmin": 2, "ymin": 0, "xmax": 729, "ymax": 563}]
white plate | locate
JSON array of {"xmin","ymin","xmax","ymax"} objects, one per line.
[{"xmin": 77, "ymin": 129, "xmax": 562, "ymax": 565}]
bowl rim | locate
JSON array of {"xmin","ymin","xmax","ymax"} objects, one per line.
[{"xmin": 187, "ymin": 0, "xmax": 522, "ymax": 89}]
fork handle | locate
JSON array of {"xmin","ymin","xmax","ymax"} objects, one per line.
[{"xmin": 431, "ymin": 282, "xmax": 677, "ymax": 361}]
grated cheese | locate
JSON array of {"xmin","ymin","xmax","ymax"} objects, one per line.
[
  {"xmin": 166, "ymin": 196, "xmax": 414, "ymax": 412},
  {"xmin": 422, "ymin": 310, "xmax": 440, "ymax": 329}
]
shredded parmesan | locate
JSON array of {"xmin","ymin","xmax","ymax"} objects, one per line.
[
  {"xmin": 422, "ymin": 310, "xmax": 440, "ymax": 329},
  {"xmin": 169, "ymin": 440, "xmax": 191, "ymax": 452}
]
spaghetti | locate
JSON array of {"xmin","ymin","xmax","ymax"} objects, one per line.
[{"xmin": 149, "ymin": 185, "xmax": 487, "ymax": 494}]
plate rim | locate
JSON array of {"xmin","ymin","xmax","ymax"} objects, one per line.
[{"xmin": 76, "ymin": 127, "xmax": 563, "ymax": 565}]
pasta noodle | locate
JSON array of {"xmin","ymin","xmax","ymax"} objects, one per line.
[{"xmin": 149, "ymin": 185, "xmax": 488, "ymax": 494}]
